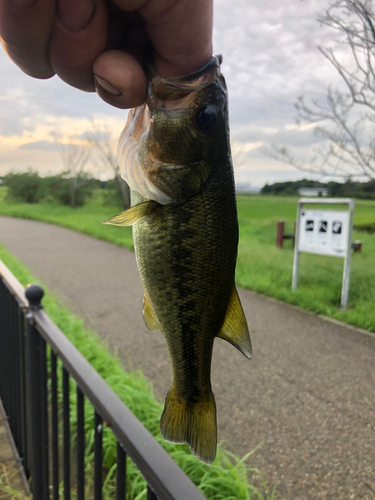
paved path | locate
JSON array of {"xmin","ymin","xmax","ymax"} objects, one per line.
[{"xmin": 0, "ymin": 216, "xmax": 374, "ymax": 500}]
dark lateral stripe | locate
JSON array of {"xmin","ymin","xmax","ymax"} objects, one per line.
[{"xmin": 170, "ymin": 207, "xmax": 201, "ymax": 402}]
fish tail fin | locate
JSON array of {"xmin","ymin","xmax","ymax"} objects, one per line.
[{"xmin": 160, "ymin": 386, "xmax": 217, "ymax": 465}]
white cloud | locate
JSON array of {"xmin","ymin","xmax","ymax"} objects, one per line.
[
  {"xmin": 232, "ymin": 140, "xmax": 264, "ymax": 153},
  {"xmin": 285, "ymin": 122, "xmax": 317, "ymax": 132},
  {"xmin": 18, "ymin": 140, "xmax": 57, "ymax": 151}
]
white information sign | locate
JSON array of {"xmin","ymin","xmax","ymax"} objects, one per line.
[
  {"xmin": 298, "ymin": 209, "xmax": 350, "ymax": 258},
  {"xmin": 292, "ymin": 198, "xmax": 355, "ymax": 309}
]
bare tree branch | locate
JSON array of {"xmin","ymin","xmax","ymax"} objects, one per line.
[
  {"xmin": 56, "ymin": 141, "xmax": 91, "ymax": 208},
  {"xmin": 87, "ymin": 121, "xmax": 130, "ymax": 209},
  {"xmin": 265, "ymin": 0, "xmax": 375, "ymax": 181}
]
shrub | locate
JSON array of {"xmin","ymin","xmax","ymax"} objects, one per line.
[
  {"xmin": 3, "ymin": 170, "xmax": 45, "ymax": 203},
  {"xmin": 43, "ymin": 171, "xmax": 94, "ymax": 208},
  {"xmin": 101, "ymin": 177, "xmax": 130, "ymax": 209}
]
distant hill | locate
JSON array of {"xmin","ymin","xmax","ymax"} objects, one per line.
[{"xmin": 261, "ymin": 179, "xmax": 375, "ymax": 199}]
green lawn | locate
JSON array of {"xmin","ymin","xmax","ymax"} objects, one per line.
[{"xmin": 0, "ymin": 186, "xmax": 374, "ymax": 332}]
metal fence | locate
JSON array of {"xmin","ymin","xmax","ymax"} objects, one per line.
[{"xmin": 0, "ymin": 259, "xmax": 205, "ymax": 500}]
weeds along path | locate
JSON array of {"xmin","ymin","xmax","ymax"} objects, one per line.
[{"xmin": 0, "ymin": 216, "xmax": 374, "ymax": 500}]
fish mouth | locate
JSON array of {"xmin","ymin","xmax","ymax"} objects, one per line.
[
  {"xmin": 175, "ymin": 55, "xmax": 223, "ymax": 82},
  {"xmin": 146, "ymin": 55, "xmax": 222, "ymax": 84},
  {"xmin": 159, "ymin": 164, "xmax": 189, "ymax": 171},
  {"xmin": 147, "ymin": 149, "xmax": 200, "ymax": 172},
  {"xmin": 147, "ymin": 55, "xmax": 223, "ymax": 110}
]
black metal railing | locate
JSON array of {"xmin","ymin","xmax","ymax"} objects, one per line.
[{"xmin": 0, "ymin": 259, "xmax": 205, "ymax": 500}]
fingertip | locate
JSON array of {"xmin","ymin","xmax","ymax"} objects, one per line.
[{"xmin": 93, "ymin": 50, "xmax": 147, "ymax": 109}]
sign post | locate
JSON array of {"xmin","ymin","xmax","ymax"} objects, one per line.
[{"xmin": 292, "ymin": 198, "xmax": 355, "ymax": 309}]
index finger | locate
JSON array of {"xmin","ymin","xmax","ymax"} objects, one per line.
[{"xmin": 0, "ymin": 0, "xmax": 55, "ymax": 78}]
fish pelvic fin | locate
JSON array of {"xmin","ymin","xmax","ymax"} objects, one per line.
[
  {"xmin": 142, "ymin": 295, "xmax": 160, "ymax": 331},
  {"xmin": 103, "ymin": 200, "xmax": 159, "ymax": 226},
  {"xmin": 160, "ymin": 387, "xmax": 217, "ymax": 465},
  {"xmin": 218, "ymin": 285, "xmax": 252, "ymax": 359}
]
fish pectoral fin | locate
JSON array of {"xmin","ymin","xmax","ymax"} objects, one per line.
[
  {"xmin": 218, "ymin": 285, "xmax": 252, "ymax": 359},
  {"xmin": 142, "ymin": 295, "xmax": 160, "ymax": 331},
  {"xmin": 103, "ymin": 200, "xmax": 159, "ymax": 226}
]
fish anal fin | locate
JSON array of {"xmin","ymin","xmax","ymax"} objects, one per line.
[
  {"xmin": 218, "ymin": 286, "xmax": 252, "ymax": 359},
  {"xmin": 142, "ymin": 295, "xmax": 160, "ymax": 331},
  {"xmin": 103, "ymin": 200, "xmax": 159, "ymax": 227},
  {"xmin": 160, "ymin": 387, "xmax": 217, "ymax": 465}
]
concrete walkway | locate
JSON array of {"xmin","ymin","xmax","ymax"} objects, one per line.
[{"xmin": 0, "ymin": 216, "xmax": 374, "ymax": 500}]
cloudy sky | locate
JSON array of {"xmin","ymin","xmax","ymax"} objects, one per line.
[{"xmin": 0, "ymin": 0, "xmax": 353, "ymax": 187}]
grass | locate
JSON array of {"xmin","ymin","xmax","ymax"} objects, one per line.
[
  {"xmin": 0, "ymin": 187, "xmax": 374, "ymax": 332},
  {"xmin": 235, "ymin": 195, "xmax": 375, "ymax": 332},
  {"xmin": 0, "ymin": 188, "xmax": 134, "ymax": 250},
  {"xmin": 0, "ymin": 463, "xmax": 30, "ymax": 499},
  {"xmin": 0, "ymin": 243, "xmax": 276, "ymax": 500}
]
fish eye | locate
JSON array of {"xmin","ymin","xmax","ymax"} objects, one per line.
[{"xmin": 195, "ymin": 105, "xmax": 218, "ymax": 131}]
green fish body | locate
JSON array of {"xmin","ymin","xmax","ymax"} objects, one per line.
[{"xmin": 106, "ymin": 56, "xmax": 251, "ymax": 464}]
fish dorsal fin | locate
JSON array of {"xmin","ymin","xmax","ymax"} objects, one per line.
[
  {"xmin": 142, "ymin": 295, "xmax": 160, "ymax": 331},
  {"xmin": 218, "ymin": 286, "xmax": 252, "ymax": 359},
  {"xmin": 103, "ymin": 201, "xmax": 159, "ymax": 227}
]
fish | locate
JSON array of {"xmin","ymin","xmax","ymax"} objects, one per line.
[{"xmin": 104, "ymin": 55, "xmax": 252, "ymax": 465}]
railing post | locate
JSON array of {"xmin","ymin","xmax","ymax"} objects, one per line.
[{"xmin": 25, "ymin": 284, "xmax": 49, "ymax": 500}]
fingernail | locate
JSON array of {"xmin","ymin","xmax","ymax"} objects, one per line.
[
  {"xmin": 58, "ymin": 0, "xmax": 95, "ymax": 32},
  {"xmin": 94, "ymin": 75, "xmax": 121, "ymax": 96}
]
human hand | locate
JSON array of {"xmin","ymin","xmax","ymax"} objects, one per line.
[{"xmin": 0, "ymin": 0, "xmax": 213, "ymax": 108}]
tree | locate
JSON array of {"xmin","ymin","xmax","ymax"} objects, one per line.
[
  {"xmin": 57, "ymin": 142, "xmax": 91, "ymax": 208},
  {"xmin": 87, "ymin": 122, "xmax": 130, "ymax": 209},
  {"xmin": 265, "ymin": 0, "xmax": 375, "ymax": 181}
]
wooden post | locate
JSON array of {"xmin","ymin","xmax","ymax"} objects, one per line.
[
  {"xmin": 276, "ymin": 220, "xmax": 285, "ymax": 248},
  {"xmin": 351, "ymin": 240, "xmax": 362, "ymax": 253}
]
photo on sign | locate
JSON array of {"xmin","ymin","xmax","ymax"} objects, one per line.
[
  {"xmin": 332, "ymin": 221, "xmax": 342, "ymax": 234},
  {"xmin": 318, "ymin": 220, "xmax": 328, "ymax": 233},
  {"xmin": 305, "ymin": 220, "xmax": 314, "ymax": 231}
]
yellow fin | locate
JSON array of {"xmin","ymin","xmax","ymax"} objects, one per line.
[
  {"xmin": 142, "ymin": 295, "xmax": 160, "ymax": 331},
  {"xmin": 103, "ymin": 200, "xmax": 159, "ymax": 226},
  {"xmin": 160, "ymin": 387, "xmax": 217, "ymax": 465},
  {"xmin": 218, "ymin": 286, "xmax": 252, "ymax": 359}
]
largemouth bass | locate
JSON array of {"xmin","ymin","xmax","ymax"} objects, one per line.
[{"xmin": 105, "ymin": 55, "xmax": 252, "ymax": 465}]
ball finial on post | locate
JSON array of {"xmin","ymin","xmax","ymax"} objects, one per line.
[{"xmin": 25, "ymin": 284, "xmax": 44, "ymax": 308}]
